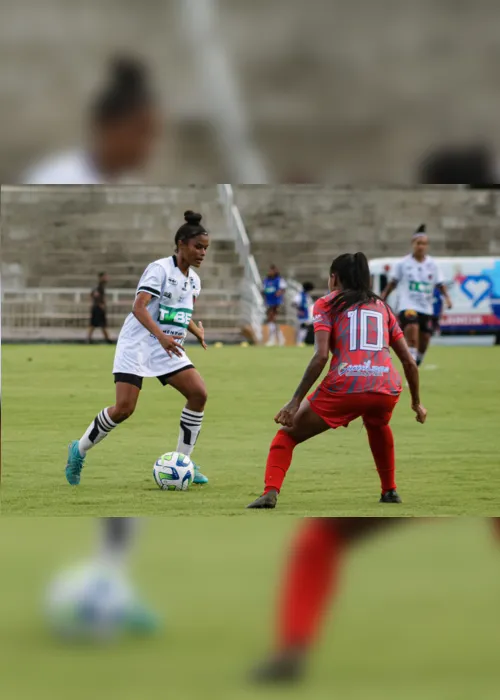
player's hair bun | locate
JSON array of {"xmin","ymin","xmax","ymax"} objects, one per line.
[
  {"xmin": 111, "ymin": 57, "xmax": 147, "ymax": 89},
  {"xmin": 184, "ymin": 210, "xmax": 202, "ymax": 225}
]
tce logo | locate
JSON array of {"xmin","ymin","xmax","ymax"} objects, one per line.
[{"xmin": 164, "ymin": 292, "xmax": 172, "ymax": 300}]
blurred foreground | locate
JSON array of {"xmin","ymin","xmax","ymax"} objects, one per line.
[
  {"xmin": 0, "ymin": 518, "xmax": 499, "ymax": 699},
  {"xmin": 4, "ymin": 0, "xmax": 500, "ymax": 183}
]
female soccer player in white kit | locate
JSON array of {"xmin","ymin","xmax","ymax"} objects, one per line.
[
  {"xmin": 381, "ymin": 224, "xmax": 452, "ymax": 367},
  {"xmin": 24, "ymin": 57, "xmax": 160, "ymax": 185},
  {"xmin": 65, "ymin": 210, "xmax": 210, "ymax": 486}
]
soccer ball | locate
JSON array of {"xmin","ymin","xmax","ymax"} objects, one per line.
[
  {"xmin": 153, "ymin": 452, "xmax": 194, "ymax": 490},
  {"xmin": 45, "ymin": 563, "xmax": 134, "ymax": 640}
]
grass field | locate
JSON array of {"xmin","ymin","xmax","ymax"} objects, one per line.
[
  {"xmin": 0, "ymin": 518, "xmax": 499, "ymax": 700},
  {"xmin": 2, "ymin": 343, "xmax": 500, "ymax": 516}
]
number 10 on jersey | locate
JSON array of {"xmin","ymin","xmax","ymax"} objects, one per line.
[{"xmin": 347, "ymin": 309, "xmax": 384, "ymax": 351}]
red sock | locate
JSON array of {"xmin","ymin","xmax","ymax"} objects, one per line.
[
  {"xmin": 277, "ymin": 519, "xmax": 345, "ymax": 650},
  {"xmin": 264, "ymin": 431, "xmax": 298, "ymax": 494},
  {"xmin": 365, "ymin": 424, "xmax": 396, "ymax": 493}
]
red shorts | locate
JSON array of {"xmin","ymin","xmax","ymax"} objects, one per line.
[{"xmin": 307, "ymin": 387, "xmax": 400, "ymax": 429}]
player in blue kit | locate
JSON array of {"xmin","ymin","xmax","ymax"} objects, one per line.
[
  {"xmin": 432, "ymin": 285, "xmax": 444, "ymax": 335},
  {"xmin": 292, "ymin": 282, "xmax": 314, "ymax": 345},
  {"xmin": 263, "ymin": 264, "xmax": 287, "ymax": 346}
]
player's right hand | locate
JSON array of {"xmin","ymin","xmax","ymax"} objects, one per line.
[
  {"xmin": 275, "ymin": 398, "xmax": 300, "ymax": 427},
  {"xmin": 159, "ymin": 334, "xmax": 184, "ymax": 358},
  {"xmin": 412, "ymin": 403, "xmax": 427, "ymax": 424}
]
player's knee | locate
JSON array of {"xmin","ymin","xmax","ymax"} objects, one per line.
[
  {"xmin": 188, "ymin": 385, "xmax": 208, "ymax": 410},
  {"xmin": 113, "ymin": 402, "xmax": 136, "ymax": 421}
]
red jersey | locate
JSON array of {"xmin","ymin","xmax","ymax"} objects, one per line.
[{"xmin": 313, "ymin": 292, "xmax": 404, "ymax": 396}]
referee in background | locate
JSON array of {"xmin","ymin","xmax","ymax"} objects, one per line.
[{"xmin": 88, "ymin": 272, "xmax": 113, "ymax": 344}]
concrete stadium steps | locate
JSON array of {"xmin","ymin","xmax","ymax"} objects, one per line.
[
  {"xmin": 1, "ymin": 186, "xmax": 247, "ymax": 339},
  {"xmin": 234, "ymin": 186, "xmax": 500, "ymax": 287},
  {"xmin": 28, "ymin": 263, "xmax": 244, "ymax": 290}
]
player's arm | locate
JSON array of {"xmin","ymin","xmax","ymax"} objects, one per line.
[
  {"xmin": 380, "ymin": 279, "xmax": 398, "ymax": 301},
  {"xmin": 188, "ymin": 318, "xmax": 207, "ymax": 349},
  {"xmin": 391, "ymin": 336, "xmax": 427, "ymax": 424},
  {"xmin": 435, "ymin": 265, "xmax": 452, "ymax": 309},
  {"xmin": 436, "ymin": 283, "xmax": 452, "ymax": 309},
  {"xmin": 381, "ymin": 261, "xmax": 402, "ymax": 301},
  {"xmin": 276, "ymin": 278, "xmax": 287, "ymax": 298},
  {"xmin": 132, "ymin": 292, "xmax": 183, "ymax": 357},
  {"xmin": 274, "ymin": 331, "xmax": 330, "ymax": 427},
  {"xmin": 293, "ymin": 331, "xmax": 330, "ymax": 401}
]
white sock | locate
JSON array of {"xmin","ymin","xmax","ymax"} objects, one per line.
[
  {"xmin": 78, "ymin": 407, "xmax": 118, "ymax": 456},
  {"xmin": 278, "ymin": 328, "xmax": 286, "ymax": 346},
  {"xmin": 416, "ymin": 351, "xmax": 425, "ymax": 366},
  {"xmin": 97, "ymin": 517, "xmax": 137, "ymax": 571},
  {"xmin": 297, "ymin": 327, "xmax": 308, "ymax": 344},
  {"xmin": 409, "ymin": 347, "xmax": 418, "ymax": 362},
  {"xmin": 267, "ymin": 323, "xmax": 276, "ymax": 343},
  {"xmin": 177, "ymin": 408, "xmax": 204, "ymax": 457}
]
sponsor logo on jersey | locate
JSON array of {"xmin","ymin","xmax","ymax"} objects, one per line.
[
  {"xmin": 409, "ymin": 280, "xmax": 432, "ymax": 293},
  {"xmin": 162, "ymin": 330, "xmax": 186, "ymax": 344},
  {"xmin": 150, "ymin": 330, "xmax": 186, "ymax": 345},
  {"xmin": 164, "ymin": 291, "xmax": 172, "ymax": 300},
  {"xmin": 158, "ymin": 305, "xmax": 193, "ymax": 328},
  {"xmin": 338, "ymin": 360, "xmax": 389, "ymax": 377},
  {"xmin": 168, "ymin": 277, "xmax": 178, "ymax": 286},
  {"xmin": 313, "ymin": 314, "xmax": 323, "ymax": 323}
]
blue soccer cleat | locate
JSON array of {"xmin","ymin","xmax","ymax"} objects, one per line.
[
  {"xmin": 65, "ymin": 440, "xmax": 85, "ymax": 485},
  {"xmin": 124, "ymin": 600, "xmax": 161, "ymax": 635},
  {"xmin": 192, "ymin": 462, "xmax": 208, "ymax": 485}
]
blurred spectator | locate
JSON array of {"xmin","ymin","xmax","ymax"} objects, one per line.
[
  {"xmin": 292, "ymin": 281, "xmax": 315, "ymax": 345},
  {"xmin": 263, "ymin": 264, "xmax": 287, "ymax": 346},
  {"xmin": 88, "ymin": 272, "xmax": 112, "ymax": 344}
]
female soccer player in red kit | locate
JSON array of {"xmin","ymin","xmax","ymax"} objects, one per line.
[
  {"xmin": 251, "ymin": 517, "xmax": 500, "ymax": 683},
  {"xmin": 247, "ymin": 252, "xmax": 427, "ymax": 510}
]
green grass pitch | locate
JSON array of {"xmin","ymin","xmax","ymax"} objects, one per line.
[
  {"xmin": 2, "ymin": 343, "xmax": 500, "ymax": 516},
  {"xmin": 0, "ymin": 518, "xmax": 499, "ymax": 700}
]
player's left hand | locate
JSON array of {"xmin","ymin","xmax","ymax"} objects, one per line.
[
  {"xmin": 194, "ymin": 321, "xmax": 207, "ymax": 350},
  {"xmin": 275, "ymin": 399, "xmax": 300, "ymax": 427},
  {"xmin": 446, "ymin": 299, "xmax": 453, "ymax": 310}
]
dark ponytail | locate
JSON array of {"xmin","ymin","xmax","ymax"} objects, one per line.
[
  {"xmin": 328, "ymin": 252, "xmax": 383, "ymax": 313},
  {"xmin": 92, "ymin": 56, "xmax": 153, "ymax": 126},
  {"xmin": 174, "ymin": 210, "xmax": 208, "ymax": 250}
]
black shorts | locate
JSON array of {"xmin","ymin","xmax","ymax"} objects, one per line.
[
  {"xmin": 266, "ymin": 305, "xmax": 282, "ymax": 314},
  {"xmin": 91, "ymin": 307, "xmax": 107, "ymax": 328},
  {"xmin": 398, "ymin": 310, "xmax": 434, "ymax": 335},
  {"xmin": 113, "ymin": 365, "xmax": 194, "ymax": 390}
]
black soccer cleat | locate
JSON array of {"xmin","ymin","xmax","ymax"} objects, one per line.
[
  {"xmin": 379, "ymin": 489, "xmax": 402, "ymax": 504},
  {"xmin": 250, "ymin": 652, "xmax": 305, "ymax": 684},
  {"xmin": 246, "ymin": 490, "xmax": 278, "ymax": 509}
]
